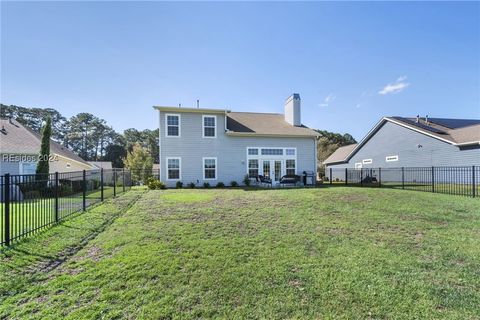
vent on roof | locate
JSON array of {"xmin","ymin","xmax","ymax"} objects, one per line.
[{"xmin": 398, "ymin": 117, "xmax": 447, "ymax": 134}]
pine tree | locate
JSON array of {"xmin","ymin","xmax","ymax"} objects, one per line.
[{"xmin": 36, "ymin": 117, "xmax": 52, "ymax": 175}]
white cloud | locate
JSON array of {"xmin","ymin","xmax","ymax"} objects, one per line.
[
  {"xmin": 319, "ymin": 93, "xmax": 336, "ymax": 107},
  {"xmin": 379, "ymin": 76, "xmax": 410, "ymax": 95}
]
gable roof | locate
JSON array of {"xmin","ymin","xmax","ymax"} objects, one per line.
[
  {"xmin": 323, "ymin": 144, "xmax": 358, "ymax": 165},
  {"xmin": 226, "ymin": 112, "xmax": 319, "ymax": 137},
  {"xmin": 88, "ymin": 161, "xmax": 113, "ymax": 170},
  {"xmin": 323, "ymin": 116, "xmax": 480, "ymax": 165},
  {"xmin": 0, "ymin": 119, "xmax": 92, "ymax": 167}
]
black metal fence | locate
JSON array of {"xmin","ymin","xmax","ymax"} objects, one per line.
[
  {"xmin": 129, "ymin": 169, "xmax": 160, "ymax": 186},
  {"xmin": 0, "ymin": 168, "xmax": 132, "ymax": 247},
  {"xmin": 326, "ymin": 166, "xmax": 479, "ymax": 198}
]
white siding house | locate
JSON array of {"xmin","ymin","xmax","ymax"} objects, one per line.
[{"xmin": 155, "ymin": 94, "xmax": 319, "ymax": 187}]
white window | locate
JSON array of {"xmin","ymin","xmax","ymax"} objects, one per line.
[
  {"xmin": 362, "ymin": 159, "xmax": 372, "ymax": 164},
  {"xmin": 202, "ymin": 115, "xmax": 216, "ymax": 138},
  {"xmin": 66, "ymin": 163, "xmax": 71, "ymax": 169},
  {"xmin": 166, "ymin": 114, "xmax": 180, "ymax": 137},
  {"xmin": 248, "ymin": 159, "xmax": 259, "ymax": 177},
  {"xmin": 248, "ymin": 148, "xmax": 259, "ymax": 155},
  {"xmin": 355, "ymin": 163, "xmax": 362, "ymax": 169},
  {"xmin": 166, "ymin": 158, "xmax": 181, "ymax": 180},
  {"xmin": 286, "ymin": 148, "xmax": 296, "ymax": 156},
  {"xmin": 386, "ymin": 155, "xmax": 399, "ymax": 162},
  {"xmin": 261, "ymin": 148, "xmax": 283, "ymax": 156},
  {"xmin": 203, "ymin": 157, "xmax": 217, "ymax": 180},
  {"xmin": 286, "ymin": 159, "xmax": 296, "ymax": 175},
  {"xmin": 19, "ymin": 162, "xmax": 37, "ymax": 175}
]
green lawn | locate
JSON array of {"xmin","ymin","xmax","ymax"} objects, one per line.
[
  {"xmin": 0, "ymin": 186, "xmax": 126, "ymax": 243},
  {"xmin": 1, "ymin": 187, "xmax": 479, "ymax": 319}
]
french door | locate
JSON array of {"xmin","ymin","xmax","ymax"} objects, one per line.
[{"xmin": 262, "ymin": 160, "xmax": 283, "ymax": 183}]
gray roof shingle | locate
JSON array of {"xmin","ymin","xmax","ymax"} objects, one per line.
[
  {"xmin": 226, "ymin": 112, "xmax": 319, "ymax": 137},
  {"xmin": 0, "ymin": 119, "xmax": 91, "ymax": 166}
]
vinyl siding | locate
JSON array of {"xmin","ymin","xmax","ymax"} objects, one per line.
[
  {"xmin": 326, "ymin": 121, "xmax": 480, "ymax": 180},
  {"xmin": 159, "ymin": 111, "xmax": 316, "ymax": 187},
  {"xmin": 0, "ymin": 160, "xmax": 20, "ymax": 175}
]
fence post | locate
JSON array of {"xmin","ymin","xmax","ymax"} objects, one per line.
[
  {"xmin": 113, "ymin": 170, "xmax": 117, "ymax": 197},
  {"xmin": 472, "ymin": 166, "xmax": 475, "ymax": 198},
  {"xmin": 329, "ymin": 168, "xmax": 332, "ymax": 185},
  {"xmin": 431, "ymin": 166, "xmax": 435, "ymax": 193},
  {"xmin": 402, "ymin": 167, "xmax": 405, "ymax": 189},
  {"xmin": 100, "ymin": 168, "xmax": 104, "ymax": 201},
  {"xmin": 4, "ymin": 174, "xmax": 10, "ymax": 246},
  {"xmin": 82, "ymin": 170, "xmax": 86, "ymax": 211},
  {"xmin": 378, "ymin": 167, "xmax": 381, "ymax": 188},
  {"xmin": 122, "ymin": 168, "xmax": 125, "ymax": 192},
  {"xmin": 55, "ymin": 172, "xmax": 59, "ymax": 222},
  {"xmin": 360, "ymin": 168, "xmax": 363, "ymax": 187},
  {"xmin": 345, "ymin": 168, "xmax": 348, "ymax": 185}
]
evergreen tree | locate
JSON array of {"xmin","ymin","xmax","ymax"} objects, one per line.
[
  {"xmin": 123, "ymin": 143, "xmax": 153, "ymax": 182},
  {"xmin": 36, "ymin": 117, "xmax": 52, "ymax": 175}
]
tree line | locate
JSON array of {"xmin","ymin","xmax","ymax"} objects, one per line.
[
  {"xmin": 1, "ymin": 104, "xmax": 159, "ymax": 168},
  {"xmin": 1, "ymin": 104, "xmax": 356, "ymax": 172}
]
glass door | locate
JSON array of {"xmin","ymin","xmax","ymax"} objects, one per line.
[
  {"xmin": 262, "ymin": 160, "xmax": 271, "ymax": 178},
  {"xmin": 274, "ymin": 160, "xmax": 282, "ymax": 182}
]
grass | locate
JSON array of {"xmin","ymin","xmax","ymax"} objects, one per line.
[
  {"xmin": 0, "ymin": 186, "xmax": 128, "ymax": 243},
  {"xmin": 1, "ymin": 187, "xmax": 479, "ymax": 319}
]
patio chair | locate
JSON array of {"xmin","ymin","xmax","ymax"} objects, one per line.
[
  {"xmin": 258, "ymin": 175, "xmax": 272, "ymax": 187},
  {"xmin": 279, "ymin": 174, "xmax": 301, "ymax": 187}
]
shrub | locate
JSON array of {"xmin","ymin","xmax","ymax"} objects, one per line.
[
  {"xmin": 176, "ymin": 181, "xmax": 183, "ymax": 189},
  {"xmin": 187, "ymin": 182, "xmax": 196, "ymax": 189},
  {"xmin": 147, "ymin": 177, "xmax": 165, "ymax": 190},
  {"xmin": 216, "ymin": 182, "xmax": 225, "ymax": 188},
  {"xmin": 203, "ymin": 182, "xmax": 210, "ymax": 188},
  {"xmin": 243, "ymin": 174, "xmax": 251, "ymax": 187},
  {"xmin": 230, "ymin": 181, "xmax": 238, "ymax": 187}
]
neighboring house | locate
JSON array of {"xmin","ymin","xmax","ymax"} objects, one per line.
[
  {"xmin": 0, "ymin": 118, "xmax": 94, "ymax": 175},
  {"xmin": 155, "ymin": 94, "xmax": 319, "ymax": 187},
  {"xmin": 324, "ymin": 116, "xmax": 480, "ymax": 179},
  {"xmin": 88, "ymin": 161, "xmax": 113, "ymax": 170}
]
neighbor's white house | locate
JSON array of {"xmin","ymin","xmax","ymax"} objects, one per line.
[{"xmin": 155, "ymin": 94, "xmax": 319, "ymax": 187}]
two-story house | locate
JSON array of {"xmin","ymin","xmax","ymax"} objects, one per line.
[{"xmin": 155, "ymin": 94, "xmax": 319, "ymax": 187}]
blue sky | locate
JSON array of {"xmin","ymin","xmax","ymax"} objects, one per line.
[{"xmin": 1, "ymin": 1, "xmax": 479, "ymax": 140}]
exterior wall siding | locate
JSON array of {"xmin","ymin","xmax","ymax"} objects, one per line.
[
  {"xmin": 0, "ymin": 154, "xmax": 93, "ymax": 176},
  {"xmin": 159, "ymin": 111, "xmax": 316, "ymax": 187},
  {"xmin": 0, "ymin": 159, "xmax": 21, "ymax": 175},
  {"xmin": 326, "ymin": 121, "xmax": 480, "ymax": 180}
]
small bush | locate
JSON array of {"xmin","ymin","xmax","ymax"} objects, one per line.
[
  {"xmin": 230, "ymin": 181, "xmax": 238, "ymax": 187},
  {"xmin": 216, "ymin": 182, "xmax": 225, "ymax": 188},
  {"xmin": 243, "ymin": 174, "xmax": 251, "ymax": 187},
  {"xmin": 203, "ymin": 182, "xmax": 210, "ymax": 188},
  {"xmin": 176, "ymin": 181, "xmax": 183, "ymax": 189},
  {"xmin": 187, "ymin": 182, "xmax": 196, "ymax": 188},
  {"xmin": 147, "ymin": 177, "xmax": 165, "ymax": 190}
]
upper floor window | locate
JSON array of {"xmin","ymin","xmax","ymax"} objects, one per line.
[
  {"xmin": 166, "ymin": 114, "xmax": 180, "ymax": 137},
  {"xmin": 261, "ymin": 148, "xmax": 283, "ymax": 156},
  {"xmin": 203, "ymin": 115, "xmax": 216, "ymax": 138},
  {"xmin": 362, "ymin": 159, "xmax": 372, "ymax": 164},
  {"xmin": 386, "ymin": 155, "xmax": 399, "ymax": 162}
]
